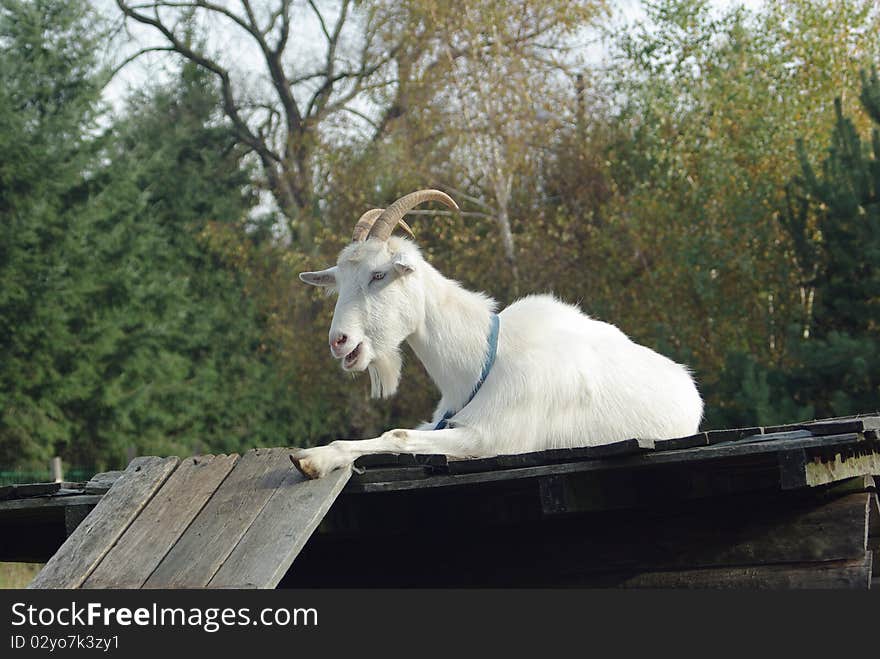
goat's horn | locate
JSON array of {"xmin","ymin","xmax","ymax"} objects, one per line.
[
  {"xmin": 367, "ymin": 189, "xmax": 459, "ymax": 241},
  {"xmin": 352, "ymin": 209, "xmax": 416, "ymax": 242},
  {"xmin": 352, "ymin": 209, "xmax": 384, "ymax": 242}
]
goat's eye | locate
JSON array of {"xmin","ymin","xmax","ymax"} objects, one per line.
[{"xmin": 371, "ymin": 271, "xmax": 386, "ymax": 282}]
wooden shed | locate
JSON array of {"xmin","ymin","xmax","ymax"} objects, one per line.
[{"xmin": 2, "ymin": 415, "xmax": 878, "ymax": 588}]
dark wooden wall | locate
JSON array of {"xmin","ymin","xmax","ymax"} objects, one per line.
[{"xmin": 281, "ymin": 475, "xmax": 876, "ymax": 588}]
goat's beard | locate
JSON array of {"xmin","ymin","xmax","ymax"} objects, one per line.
[{"xmin": 367, "ymin": 350, "xmax": 402, "ymax": 399}]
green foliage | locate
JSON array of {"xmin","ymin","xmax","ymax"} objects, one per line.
[
  {"xmin": 710, "ymin": 65, "xmax": 880, "ymax": 427},
  {"xmin": 2, "ymin": 0, "xmax": 879, "ymax": 470},
  {"xmin": 0, "ymin": 0, "xmax": 104, "ymax": 467},
  {"xmin": 787, "ymin": 97, "xmax": 880, "ymax": 335},
  {"xmin": 238, "ymin": 0, "xmax": 880, "ymax": 438},
  {"xmin": 0, "ymin": 1, "xmax": 301, "ymax": 468},
  {"xmin": 776, "ymin": 67, "xmax": 880, "ymax": 418},
  {"xmin": 54, "ymin": 63, "xmax": 288, "ymax": 466},
  {"xmin": 543, "ymin": 0, "xmax": 880, "ymax": 428}
]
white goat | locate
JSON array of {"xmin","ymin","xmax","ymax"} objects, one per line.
[{"xmin": 291, "ymin": 190, "xmax": 703, "ymax": 479}]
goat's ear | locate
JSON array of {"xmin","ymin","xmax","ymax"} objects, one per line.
[
  {"xmin": 299, "ymin": 266, "xmax": 337, "ymax": 287},
  {"xmin": 392, "ymin": 253, "xmax": 416, "ymax": 276}
]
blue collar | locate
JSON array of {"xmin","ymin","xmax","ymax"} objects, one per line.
[{"xmin": 434, "ymin": 313, "xmax": 500, "ymax": 430}]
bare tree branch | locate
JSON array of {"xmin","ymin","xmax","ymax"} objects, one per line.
[
  {"xmin": 106, "ymin": 46, "xmax": 177, "ymax": 82},
  {"xmin": 338, "ymin": 105, "xmax": 380, "ymax": 130},
  {"xmin": 110, "ymin": 0, "xmax": 602, "ymax": 253},
  {"xmin": 116, "ymin": 2, "xmax": 265, "ymax": 152},
  {"xmin": 306, "ymin": 0, "xmax": 332, "ymax": 43},
  {"xmin": 401, "ymin": 209, "xmax": 494, "ymax": 219},
  {"xmin": 272, "ymin": 0, "xmax": 291, "ymax": 55},
  {"xmin": 305, "ymin": 0, "xmax": 351, "ymax": 120}
]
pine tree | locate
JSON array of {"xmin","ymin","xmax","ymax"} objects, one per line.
[
  {"xmin": 0, "ymin": 0, "xmax": 104, "ymax": 467},
  {"xmin": 778, "ymin": 66, "xmax": 880, "ymax": 417},
  {"xmin": 58, "ymin": 63, "xmax": 289, "ymax": 466},
  {"xmin": 0, "ymin": 2, "xmax": 293, "ymax": 469},
  {"xmin": 707, "ymin": 68, "xmax": 880, "ymax": 428}
]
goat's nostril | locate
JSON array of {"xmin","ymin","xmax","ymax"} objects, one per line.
[{"xmin": 332, "ymin": 333, "xmax": 348, "ymax": 348}]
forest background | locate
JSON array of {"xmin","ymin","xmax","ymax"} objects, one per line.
[{"xmin": 2, "ymin": 0, "xmax": 878, "ymax": 473}]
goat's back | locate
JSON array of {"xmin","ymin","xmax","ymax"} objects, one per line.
[{"xmin": 456, "ymin": 294, "xmax": 703, "ymax": 455}]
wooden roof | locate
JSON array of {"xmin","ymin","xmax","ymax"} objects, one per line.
[
  {"xmin": 5, "ymin": 414, "xmax": 879, "ymax": 588},
  {"xmin": 24, "ymin": 449, "xmax": 349, "ymax": 589},
  {"xmin": 347, "ymin": 414, "xmax": 880, "ymax": 493}
]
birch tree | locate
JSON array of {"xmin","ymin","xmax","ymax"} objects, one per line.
[{"xmin": 112, "ymin": 0, "xmax": 604, "ymax": 254}]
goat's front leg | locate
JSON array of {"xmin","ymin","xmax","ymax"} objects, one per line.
[{"xmin": 290, "ymin": 427, "xmax": 482, "ymax": 479}]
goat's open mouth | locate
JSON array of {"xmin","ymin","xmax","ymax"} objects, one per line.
[{"xmin": 343, "ymin": 342, "xmax": 363, "ymax": 369}]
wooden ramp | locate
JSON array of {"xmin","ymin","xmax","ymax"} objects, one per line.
[{"xmin": 28, "ymin": 448, "xmax": 350, "ymax": 589}]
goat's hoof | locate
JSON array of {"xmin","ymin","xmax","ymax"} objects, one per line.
[
  {"xmin": 289, "ymin": 452, "xmax": 321, "ymax": 479},
  {"xmin": 290, "ymin": 446, "xmax": 350, "ymax": 479}
]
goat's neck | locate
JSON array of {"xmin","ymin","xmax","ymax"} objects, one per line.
[{"xmin": 407, "ymin": 268, "xmax": 495, "ymax": 411}]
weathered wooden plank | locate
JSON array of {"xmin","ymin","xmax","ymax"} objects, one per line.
[
  {"xmin": 144, "ymin": 448, "xmax": 291, "ymax": 588},
  {"xmin": 765, "ymin": 416, "xmax": 880, "ymax": 435},
  {"xmin": 805, "ymin": 448, "xmax": 880, "ymax": 487},
  {"xmin": 734, "ymin": 429, "xmax": 813, "ymax": 445},
  {"xmin": 448, "ymin": 443, "xmax": 629, "ymax": 475},
  {"xmin": 446, "ymin": 438, "xmax": 653, "ymax": 475},
  {"xmin": 209, "ymin": 466, "xmax": 351, "ymax": 589},
  {"xmin": 437, "ymin": 426, "xmax": 773, "ymax": 477},
  {"xmin": 349, "ymin": 433, "xmax": 867, "ymax": 494},
  {"xmin": 353, "ymin": 465, "xmax": 437, "ymax": 483},
  {"xmin": 808, "ymin": 413, "xmax": 880, "ymax": 424},
  {"xmin": 705, "ymin": 427, "xmax": 763, "ymax": 444},
  {"xmin": 64, "ymin": 504, "xmax": 93, "ymax": 536},
  {"xmin": 28, "ymin": 456, "xmax": 179, "ymax": 589},
  {"xmin": 655, "ymin": 432, "xmax": 709, "ymax": 451},
  {"xmin": 83, "ymin": 454, "xmax": 239, "ymax": 589},
  {"xmin": 812, "ymin": 416, "xmax": 880, "ymax": 432},
  {"xmin": 0, "ymin": 482, "xmax": 86, "ymax": 500},
  {"xmin": 358, "ymin": 429, "xmax": 856, "ymax": 483},
  {"xmin": 8, "ymin": 482, "xmax": 61, "ymax": 498},
  {"xmin": 437, "ymin": 431, "xmax": 847, "ymax": 479},
  {"xmin": 444, "ymin": 456, "xmax": 500, "ymax": 474},
  {"xmin": 83, "ymin": 471, "xmax": 124, "ymax": 495},
  {"xmin": 610, "ymin": 553, "xmax": 873, "ymax": 589},
  {"xmin": 779, "ymin": 448, "xmax": 808, "ymax": 490},
  {"xmin": 0, "ymin": 494, "xmax": 103, "ymax": 513},
  {"xmin": 504, "ymin": 439, "xmax": 655, "ymax": 468},
  {"xmin": 806, "ymin": 418, "xmax": 880, "ymax": 434},
  {"xmin": 354, "ymin": 453, "xmax": 447, "ymax": 469}
]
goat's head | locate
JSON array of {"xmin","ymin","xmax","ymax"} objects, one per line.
[{"xmin": 299, "ymin": 190, "xmax": 458, "ymax": 399}]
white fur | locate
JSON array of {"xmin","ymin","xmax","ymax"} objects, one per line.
[{"xmin": 293, "ymin": 236, "xmax": 703, "ymax": 478}]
